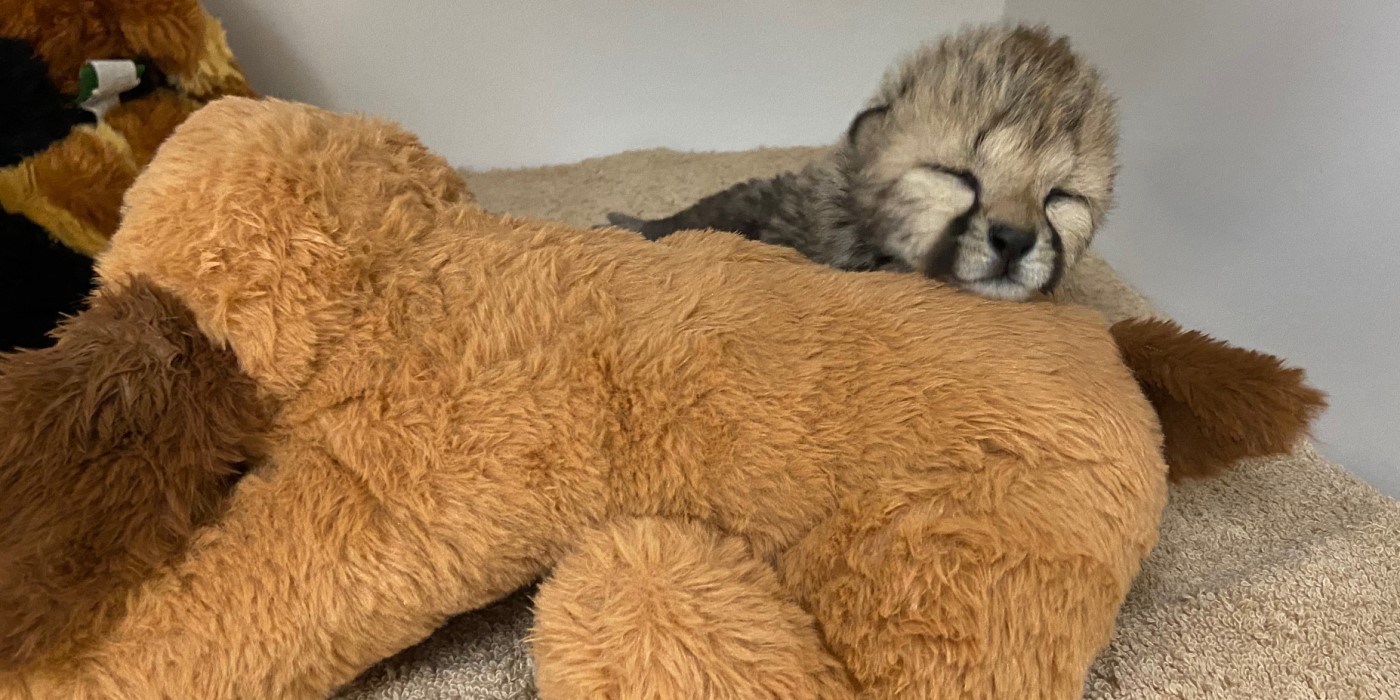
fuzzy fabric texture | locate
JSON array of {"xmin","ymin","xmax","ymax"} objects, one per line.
[
  {"xmin": 1109, "ymin": 318, "xmax": 1325, "ymax": 480},
  {"xmin": 338, "ymin": 147, "xmax": 1396, "ymax": 699},
  {"xmin": 531, "ymin": 518, "xmax": 855, "ymax": 699},
  {"xmin": 0, "ymin": 97, "xmax": 1173, "ymax": 699},
  {"xmin": 0, "ymin": 0, "xmax": 253, "ymax": 351},
  {"xmin": 0, "ymin": 280, "xmax": 267, "ymax": 667}
]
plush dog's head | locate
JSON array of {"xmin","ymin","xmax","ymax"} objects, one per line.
[
  {"xmin": 842, "ymin": 23, "xmax": 1118, "ymax": 301},
  {"xmin": 0, "ymin": 277, "xmax": 268, "ymax": 668}
]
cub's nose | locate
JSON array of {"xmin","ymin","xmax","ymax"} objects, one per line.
[{"xmin": 988, "ymin": 224, "xmax": 1036, "ymax": 264}]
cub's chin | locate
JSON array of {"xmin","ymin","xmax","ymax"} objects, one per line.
[
  {"xmin": 919, "ymin": 233, "xmax": 1064, "ymax": 302},
  {"xmin": 912, "ymin": 247, "xmax": 1058, "ymax": 302},
  {"xmin": 956, "ymin": 276, "xmax": 1038, "ymax": 302}
]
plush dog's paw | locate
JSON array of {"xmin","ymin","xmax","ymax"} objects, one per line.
[{"xmin": 532, "ymin": 518, "xmax": 854, "ymax": 700}]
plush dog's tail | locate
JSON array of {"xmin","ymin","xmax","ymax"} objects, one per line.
[
  {"xmin": 0, "ymin": 276, "xmax": 268, "ymax": 669},
  {"xmin": 1109, "ymin": 318, "xmax": 1327, "ymax": 480}
]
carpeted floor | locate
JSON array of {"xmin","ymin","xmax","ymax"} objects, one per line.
[{"xmin": 336, "ymin": 147, "xmax": 1400, "ymax": 699}]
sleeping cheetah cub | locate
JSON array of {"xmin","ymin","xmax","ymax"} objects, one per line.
[{"xmin": 607, "ymin": 23, "xmax": 1118, "ymax": 301}]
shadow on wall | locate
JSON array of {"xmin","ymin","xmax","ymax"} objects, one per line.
[{"xmin": 202, "ymin": 0, "xmax": 335, "ymax": 107}]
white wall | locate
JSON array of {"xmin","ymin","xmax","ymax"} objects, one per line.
[
  {"xmin": 1005, "ymin": 0, "xmax": 1400, "ymax": 495},
  {"xmin": 203, "ymin": 0, "xmax": 1003, "ymax": 169}
]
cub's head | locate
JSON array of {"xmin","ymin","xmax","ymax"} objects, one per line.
[{"xmin": 841, "ymin": 23, "xmax": 1118, "ymax": 300}]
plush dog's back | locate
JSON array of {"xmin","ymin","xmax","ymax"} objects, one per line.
[
  {"xmin": 96, "ymin": 101, "xmax": 1166, "ymax": 578},
  {"xmin": 15, "ymin": 99, "xmax": 1168, "ymax": 693}
]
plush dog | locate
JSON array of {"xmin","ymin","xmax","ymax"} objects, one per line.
[{"xmin": 0, "ymin": 98, "xmax": 1323, "ymax": 699}]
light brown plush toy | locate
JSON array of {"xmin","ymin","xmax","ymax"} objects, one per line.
[{"xmin": 0, "ymin": 98, "xmax": 1323, "ymax": 699}]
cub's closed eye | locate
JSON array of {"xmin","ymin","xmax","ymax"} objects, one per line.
[
  {"xmin": 921, "ymin": 164, "xmax": 980, "ymax": 195},
  {"xmin": 1045, "ymin": 188, "xmax": 1086, "ymax": 206},
  {"xmin": 1044, "ymin": 191, "xmax": 1094, "ymax": 245}
]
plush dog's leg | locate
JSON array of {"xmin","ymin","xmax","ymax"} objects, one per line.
[
  {"xmin": 532, "ymin": 517, "xmax": 854, "ymax": 700},
  {"xmin": 778, "ymin": 471, "xmax": 1159, "ymax": 700},
  {"xmin": 3, "ymin": 443, "xmax": 554, "ymax": 700},
  {"xmin": 1110, "ymin": 318, "xmax": 1327, "ymax": 479},
  {"xmin": 0, "ymin": 278, "xmax": 268, "ymax": 670}
]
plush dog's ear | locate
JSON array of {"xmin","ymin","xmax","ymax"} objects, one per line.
[
  {"xmin": 1110, "ymin": 318, "xmax": 1327, "ymax": 480},
  {"xmin": 0, "ymin": 276, "xmax": 268, "ymax": 668}
]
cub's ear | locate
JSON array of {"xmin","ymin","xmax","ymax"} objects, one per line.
[
  {"xmin": 847, "ymin": 104, "xmax": 890, "ymax": 150},
  {"xmin": 0, "ymin": 276, "xmax": 268, "ymax": 668},
  {"xmin": 1110, "ymin": 318, "xmax": 1327, "ymax": 480}
]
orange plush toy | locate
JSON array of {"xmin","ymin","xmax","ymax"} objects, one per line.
[
  {"xmin": 0, "ymin": 0, "xmax": 252, "ymax": 351},
  {"xmin": 0, "ymin": 99, "xmax": 1323, "ymax": 699}
]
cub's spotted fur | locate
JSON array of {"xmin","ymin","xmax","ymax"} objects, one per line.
[{"xmin": 608, "ymin": 23, "xmax": 1118, "ymax": 301}]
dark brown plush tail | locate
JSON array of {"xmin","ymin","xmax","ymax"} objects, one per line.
[
  {"xmin": 1110, "ymin": 318, "xmax": 1327, "ymax": 480},
  {"xmin": 0, "ymin": 277, "xmax": 268, "ymax": 669}
]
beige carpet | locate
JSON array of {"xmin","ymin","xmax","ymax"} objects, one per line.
[{"xmin": 337, "ymin": 147, "xmax": 1400, "ymax": 699}]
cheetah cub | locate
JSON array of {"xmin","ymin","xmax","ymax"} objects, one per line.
[{"xmin": 607, "ymin": 23, "xmax": 1118, "ymax": 301}]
